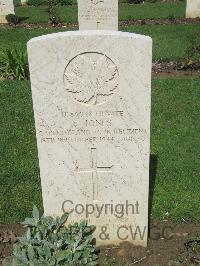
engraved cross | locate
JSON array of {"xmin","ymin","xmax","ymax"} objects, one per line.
[
  {"xmin": 76, "ymin": 148, "xmax": 113, "ymax": 200},
  {"xmin": 96, "ymin": 21, "xmax": 100, "ymax": 28}
]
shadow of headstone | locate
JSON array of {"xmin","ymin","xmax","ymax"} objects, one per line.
[{"xmin": 148, "ymin": 154, "xmax": 158, "ymax": 225}]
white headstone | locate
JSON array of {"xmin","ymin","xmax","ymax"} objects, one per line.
[
  {"xmin": 78, "ymin": 0, "xmax": 118, "ymax": 30},
  {"xmin": 186, "ymin": 0, "xmax": 200, "ymax": 18},
  {"xmin": 21, "ymin": 0, "xmax": 27, "ymax": 5},
  {"xmin": 0, "ymin": 0, "xmax": 15, "ymax": 23},
  {"xmin": 28, "ymin": 2, "xmax": 152, "ymax": 247}
]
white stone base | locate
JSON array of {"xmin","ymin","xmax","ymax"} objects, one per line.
[
  {"xmin": 0, "ymin": 0, "xmax": 15, "ymax": 24},
  {"xmin": 21, "ymin": 0, "xmax": 27, "ymax": 5},
  {"xmin": 186, "ymin": 0, "xmax": 200, "ymax": 18},
  {"xmin": 0, "ymin": 15, "xmax": 7, "ymax": 23}
]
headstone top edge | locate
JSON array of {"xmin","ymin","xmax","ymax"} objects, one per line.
[{"xmin": 27, "ymin": 30, "xmax": 152, "ymax": 46}]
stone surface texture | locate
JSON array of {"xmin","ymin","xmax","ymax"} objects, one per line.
[
  {"xmin": 78, "ymin": 0, "xmax": 118, "ymax": 30},
  {"xmin": 28, "ymin": 31, "xmax": 152, "ymax": 247},
  {"xmin": 186, "ymin": 0, "xmax": 200, "ymax": 18},
  {"xmin": 21, "ymin": 0, "xmax": 27, "ymax": 5},
  {"xmin": 0, "ymin": 0, "xmax": 14, "ymax": 23}
]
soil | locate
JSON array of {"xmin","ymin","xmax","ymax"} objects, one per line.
[
  {"xmin": 153, "ymin": 70, "xmax": 200, "ymax": 78},
  {"xmin": 0, "ymin": 220, "xmax": 199, "ymax": 265},
  {"xmin": 99, "ymin": 220, "xmax": 200, "ymax": 265},
  {"xmin": 0, "ymin": 18, "xmax": 199, "ymax": 30},
  {"xmin": 120, "ymin": 18, "xmax": 200, "ymax": 27},
  {"xmin": 0, "ymin": 224, "xmax": 25, "ymax": 265},
  {"xmin": 152, "ymin": 61, "xmax": 200, "ymax": 77}
]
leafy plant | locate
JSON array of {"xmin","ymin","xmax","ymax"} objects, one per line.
[
  {"xmin": 48, "ymin": 0, "xmax": 60, "ymax": 25},
  {"xmin": 6, "ymin": 14, "xmax": 20, "ymax": 25},
  {"xmin": 3, "ymin": 206, "xmax": 97, "ymax": 266},
  {"xmin": 0, "ymin": 49, "xmax": 29, "ymax": 80}
]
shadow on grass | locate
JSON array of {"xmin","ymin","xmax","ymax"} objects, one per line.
[
  {"xmin": 148, "ymin": 154, "xmax": 158, "ymax": 223},
  {"xmin": 18, "ymin": 16, "xmax": 29, "ymax": 23}
]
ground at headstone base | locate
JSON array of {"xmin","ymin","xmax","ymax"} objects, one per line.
[
  {"xmin": 0, "ymin": 18, "xmax": 199, "ymax": 29},
  {"xmin": 0, "ymin": 220, "xmax": 199, "ymax": 265},
  {"xmin": 152, "ymin": 61, "xmax": 200, "ymax": 77}
]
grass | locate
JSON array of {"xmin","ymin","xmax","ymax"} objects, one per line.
[
  {"xmin": 119, "ymin": 2, "xmax": 186, "ymax": 20},
  {"xmin": 16, "ymin": 5, "xmax": 77, "ymax": 24},
  {"xmin": 0, "ymin": 78, "xmax": 199, "ymax": 223},
  {"xmin": 151, "ymin": 78, "xmax": 200, "ymax": 221},
  {"xmin": 0, "ymin": 24, "xmax": 199, "ymax": 61},
  {"xmin": 0, "ymin": 81, "xmax": 42, "ymax": 222},
  {"xmin": 15, "ymin": 2, "xmax": 186, "ymax": 23},
  {"xmin": 124, "ymin": 24, "xmax": 200, "ymax": 60}
]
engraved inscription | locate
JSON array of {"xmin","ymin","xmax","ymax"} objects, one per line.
[
  {"xmin": 78, "ymin": 0, "xmax": 118, "ymax": 30},
  {"xmin": 91, "ymin": 0, "xmax": 104, "ymax": 4},
  {"xmin": 39, "ymin": 109, "xmax": 147, "ymax": 144},
  {"xmin": 0, "ymin": 2, "xmax": 6, "ymax": 12},
  {"xmin": 64, "ymin": 52, "xmax": 119, "ymax": 106},
  {"xmin": 79, "ymin": 7, "xmax": 116, "ymax": 26}
]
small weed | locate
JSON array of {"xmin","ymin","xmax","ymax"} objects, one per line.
[
  {"xmin": 103, "ymin": 257, "xmax": 129, "ymax": 266},
  {"xmin": 0, "ymin": 49, "xmax": 29, "ymax": 80},
  {"xmin": 167, "ymin": 14, "xmax": 176, "ymax": 20},
  {"xmin": 6, "ymin": 14, "xmax": 20, "ymax": 25},
  {"xmin": 179, "ymin": 34, "xmax": 200, "ymax": 70},
  {"xmin": 48, "ymin": 0, "xmax": 60, "ymax": 26},
  {"xmin": 178, "ymin": 236, "xmax": 200, "ymax": 265},
  {"xmin": 59, "ymin": 0, "xmax": 73, "ymax": 5}
]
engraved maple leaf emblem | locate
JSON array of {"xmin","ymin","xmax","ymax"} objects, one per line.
[{"xmin": 64, "ymin": 53, "xmax": 119, "ymax": 106}]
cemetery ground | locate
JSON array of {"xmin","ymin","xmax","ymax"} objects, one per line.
[
  {"xmin": 14, "ymin": 2, "xmax": 186, "ymax": 23},
  {"xmin": 0, "ymin": 79, "xmax": 200, "ymax": 264},
  {"xmin": 0, "ymin": 1, "xmax": 200, "ymax": 265}
]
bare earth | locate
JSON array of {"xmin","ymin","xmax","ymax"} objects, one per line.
[
  {"xmin": 0, "ymin": 18, "xmax": 199, "ymax": 30},
  {"xmin": 0, "ymin": 220, "xmax": 199, "ymax": 265}
]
